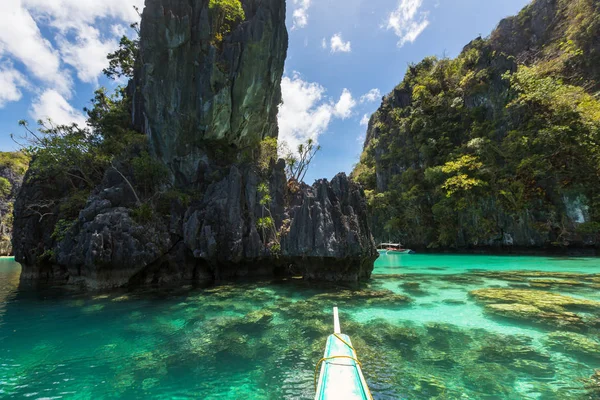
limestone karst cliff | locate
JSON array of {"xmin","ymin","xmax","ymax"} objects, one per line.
[
  {"xmin": 13, "ymin": 0, "xmax": 377, "ymax": 288},
  {"xmin": 353, "ymin": 0, "xmax": 600, "ymax": 250},
  {"xmin": 132, "ymin": 0, "xmax": 288, "ymax": 185}
]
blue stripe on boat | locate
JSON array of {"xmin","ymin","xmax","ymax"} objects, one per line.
[{"xmin": 315, "ymin": 333, "xmax": 372, "ymax": 400}]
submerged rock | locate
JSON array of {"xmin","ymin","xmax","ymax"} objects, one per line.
[
  {"xmin": 510, "ymin": 359, "xmax": 555, "ymax": 378},
  {"xmin": 312, "ymin": 289, "xmax": 412, "ymax": 308},
  {"xmin": 462, "ymin": 363, "xmax": 516, "ymax": 396},
  {"xmin": 584, "ymin": 370, "xmax": 600, "ymax": 397},
  {"xmin": 545, "ymin": 331, "xmax": 600, "ymax": 361},
  {"xmin": 399, "ymin": 281, "xmax": 428, "ymax": 296},
  {"xmin": 470, "ymin": 288, "xmax": 600, "ymax": 310},
  {"xmin": 528, "ymin": 278, "xmax": 586, "ymax": 288},
  {"xmin": 476, "ymin": 334, "xmax": 550, "ymax": 363},
  {"xmin": 470, "ymin": 288, "xmax": 600, "ymax": 329}
]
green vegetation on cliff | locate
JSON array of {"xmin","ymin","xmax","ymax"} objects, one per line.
[
  {"xmin": 353, "ymin": 0, "xmax": 600, "ymax": 248},
  {"xmin": 0, "ymin": 151, "xmax": 29, "ymax": 177},
  {"xmin": 209, "ymin": 0, "xmax": 245, "ymax": 43},
  {"xmin": 0, "ymin": 151, "xmax": 29, "ymax": 255}
]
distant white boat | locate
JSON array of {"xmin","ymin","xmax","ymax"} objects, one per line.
[{"xmin": 376, "ymin": 243, "xmax": 415, "ymax": 255}]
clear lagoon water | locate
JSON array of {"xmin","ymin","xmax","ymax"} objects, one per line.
[{"xmin": 2, "ymin": 254, "xmax": 600, "ymax": 399}]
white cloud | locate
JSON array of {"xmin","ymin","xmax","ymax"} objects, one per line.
[
  {"xmin": 24, "ymin": 0, "xmax": 142, "ymax": 84},
  {"xmin": 321, "ymin": 37, "xmax": 327, "ymax": 50},
  {"xmin": 278, "ymin": 73, "xmax": 356, "ymax": 154},
  {"xmin": 0, "ymin": 62, "xmax": 29, "ymax": 108},
  {"xmin": 333, "ymin": 89, "xmax": 356, "ymax": 119},
  {"xmin": 0, "ymin": 0, "xmax": 71, "ymax": 95},
  {"xmin": 386, "ymin": 0, "xmax": 430, "ymax": 47},
  {"xmin": 22, "ymin": 0, "xmax": 142, "ymax": 30},
  {"xmin": 0, "ymin": 0, "xmax": 142, "ymax": 115},
  {"xmin": 292, "ymin": 0, "xmax": 311, "ymax": 30},
  {"xmin": 30, "ymin": 89, "xmax": 87, "ymax": 126},
  {"xmin": 360, "ymin": 88, "xmax": 381, "ymax": 103},
  {"xmin": 58, "ymin": 25, "xmax": 119, "ymax": 83},
  {"xmin": 330, "ymin": 33, "xmax": 351, "ymax": 53},
  {"xmin": 111, "ymin": 24, "xmax": 128, "ymax": 38},
  {"xmin": 360, "ymin": 114, "xmax": 370, "ymax": 127}
]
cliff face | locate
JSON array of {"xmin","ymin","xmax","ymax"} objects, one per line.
[
  {"xmin": 353, "ymin": 0, "xmax": 600, "ymax": 250},
  {"xmin": 13, "ymin": 0, "xmax": 376, "ymax": 288},
  {"xmin": 132, "ymin": 0, "xmax": 287, "ymax": 185},
  {"xmin": 0, "ymin": 152, "xmax": 28, "ymax": 256}
]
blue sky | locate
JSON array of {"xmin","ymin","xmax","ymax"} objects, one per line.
[{"xmin": 0, "ymin": 0, "xmax": 531, "ymax": 183}]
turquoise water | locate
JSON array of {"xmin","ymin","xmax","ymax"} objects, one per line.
[{"xmin": 2, "ymin": 255, "xmax": 600, "ymax": 399}]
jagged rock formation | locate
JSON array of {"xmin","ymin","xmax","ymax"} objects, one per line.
[
  {"xmin": 353, "ymin": 0, "xmax": 600, "ymax": 251},
  {"xmin": 15, "ymin": 163, "xmax": 375, "ymax": 288},
  {"xmin": 0, "ymin": 152, "xmax": 28, "ymax": 256},
  {"xmin": 13, "ymin": 0, "xmax": 377, "ymax": 288}
]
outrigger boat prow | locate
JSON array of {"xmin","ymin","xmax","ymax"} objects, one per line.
[{"xmin": 314, "ymin": 307, "xmax": 373, "ymax": 400}]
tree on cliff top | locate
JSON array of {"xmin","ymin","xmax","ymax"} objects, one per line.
[
  {"xmin": 282, "ymin": 139, "xmax": 321, "ymax": 182},
  {"xmin": 103, "ymin": 8, "xmax": 140, "ymax": 80}
]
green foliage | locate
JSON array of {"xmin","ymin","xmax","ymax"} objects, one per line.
[
  {"xmin": 208, "ymin": 0, "xmax": 245, "ymax": 43},
  {"xmin": 441, "ymin": 155, "xmax": 486, "ymax": 197},
  {"xmin": 156, "ymin": 189, "xmax": 191, "ymax": 215},
  {"xmin": 576, "ymin": 222, "xmax": 600, "ymax": 235},
  {"xmin": 84, "ymin": 87, "xmax": 143, "ymax": 156},
  {"xmin": 51, "ymin": 219, "xmax": 73, "ymax": 242},
  {"xmin": 257, "ymin": 182, "xmax": 280, "ymax": 253},
  {"xmin": 132, "ymin": 203, "xmax": 154, "ymax": 224},
  {"xmin": 58, "ymin": 189, "xmax": 91, "ymax": 219},
  {"xmin": 17, "ymin": 120, "xmax": 107, "ymax": 189},
  {"xmin": 103, "ymin": 33, "xmax": 138, "ymax": 80},
  {"xmin": 132, "ymin": 152, "xmax": 170, "ymax": 197},
  {"xmin": 258, "ymin": 182, "xmax": 272, "ymax": 206},
  {"xmin": 257, "ymin": 216, "xmax": 274, "ymax": 231},
  {"xmin": 1, "ymin": 203, "xmax": 14, "ymax": 233},
  {"xmin": 351, "ymin": 152, "xmax": 377, "ymax": 188},
  {"xmin": 15, "ymin": 49, "xmax": 144, "ymax": 194},
  {"xmin": 258, "ymin": 137, "xmax": 278, "ymax": 174},
  {"xmin": 269, "ymin": 242, "xmax": 281, "ymax": 256},
  {"xmin": 283, "ymin": 138, "xmax": 321, "ymax": 182},
  {"xmin": 0, "ymin": 177, "xmax": 11, "ymax": 198},
  {"xmin": 37, "ymin": 249, "xmax": 56, "ymax": 264},
  {"xmin": 0, "ymin": 151, "xmax": 30, "ymax": 175}
]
